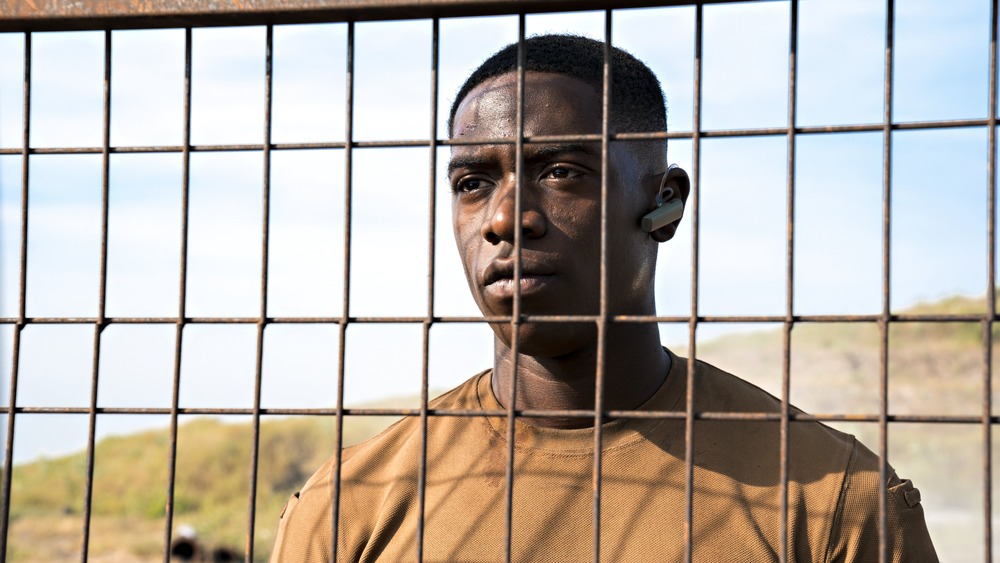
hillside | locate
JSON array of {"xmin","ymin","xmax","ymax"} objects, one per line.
[
  {"xmin": 5, "ymin": 294, "xmax": 997, "ymax": 562},
  {"xmin": 672, "ymin": 294, "xmax": 996, "ymax": 561},
  {"xmin": 677, "ymin": 293, "xmax": 994, "ymax": 418},
  {"xmin": 6, "ymin": 411, "xmax": 403, "ymax": 562}
]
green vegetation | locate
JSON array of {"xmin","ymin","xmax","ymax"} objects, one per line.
[
  {"xmin": 6, "ymin": 413, "xmax": 401, "ymax": 562},
  {"xmin": 5, "ymin": 293, "xmax": 997, "ymax": 562}
]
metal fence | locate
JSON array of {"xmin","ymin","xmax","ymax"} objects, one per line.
[{"xmin": 0, "ymin": 0, "xmax": 995, "ymax": 561}]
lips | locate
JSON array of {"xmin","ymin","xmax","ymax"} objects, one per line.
[{"xmin": 482, "ymin": 259, "xmax": 555, "ymax": 300}]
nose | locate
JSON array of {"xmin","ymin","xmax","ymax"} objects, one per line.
[{"xmin": 481, "ymin": 182, "xmax": 547, "ymax": 245}]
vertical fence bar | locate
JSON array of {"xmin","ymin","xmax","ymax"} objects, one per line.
[
  {"xmin": 79, "ymin": 28, "xmax": 113, "ymax": 563},
  {"xmin": 163, "ymin": 27, "xmax": 192, "ymax": 563},
  {"xmin": 879, "ymin": 1, "xmax": 896, "ymax": 561},
  {"xmin": 501, "ymin": 13, "xmax": 527, "ymax": 563},
  {"xmin": 779, "ymin": 1, "xmax": 798, "ymax": 561},
  {"xmin": 330, "ymin": 20, "xmax": 354, "ymax": 563},
  {"xmin": 985, "ymin": 1, "xmax": 998, "ymax": 561},
  {"xmin": 683, "ymin": 5, "xmax": 703, "ymax": 562},
  {"xmin": 245, "ymin": 24, "xmax": 274, "ymax": 563},
  {"xmin": 0, "ymin": 31, "xmax": 30, "ymax": 563},
  {"xmin": 414, "ymin": 16, "xmax": 440, "ymax": 563},
  {"xmin": 591, "ymin": 9, "xmax": 613, "ymax": 563}
]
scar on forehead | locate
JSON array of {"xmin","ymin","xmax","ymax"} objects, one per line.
[
  {"xmin": 455, "ymin": 122, "xmax": 477, "ymax": 136},
  {"xmin": 454, "ymin": 77, "xmax": 523, "ymax": 136}
]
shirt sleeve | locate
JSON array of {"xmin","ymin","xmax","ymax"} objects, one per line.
[
  {"xmin": 824, "ymin": 443, "xmax": 939, "ymax": 563},
  {"xmin": 268, "ymin": 492, "xmax": 300, "ymax": 563},
  {"xmin": 268, "ymin": 488, "xmax": 336, "ymax": 563}
]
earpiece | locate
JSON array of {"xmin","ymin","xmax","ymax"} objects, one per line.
[
  {"xmin": 641, "ymin": 199, "xmax": 684, "ymax": 233},
  {"xmin": 640, "ymin": 166, "xmax": 685, "ymax": 233}
]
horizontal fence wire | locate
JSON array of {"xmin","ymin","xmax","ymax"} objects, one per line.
[
  {"xmin": 0, "ymin": 1, "xmax": 997, "ymax": 562},
  {"xmin": 0, "ymin": 119, "xmax": 994, "ymax": 155},
  {"xmin": 0, "ymin": 0, "xmax": 750, "ymax": 31},
  {"xmin": 2, "ymin": 313, "xmax": 998, "ymax": 324},
  {"xmin": 0, "ymin": 405, "xmax": 997, "ymax": 424}
]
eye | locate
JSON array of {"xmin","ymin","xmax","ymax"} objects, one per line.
[
  {"xmin": 543, "ymin": 165, "xmax": 583, "ymax": 181},
  {"xmin": 453, "ymin": 177, "xmax": 489, "ymax": 193}
]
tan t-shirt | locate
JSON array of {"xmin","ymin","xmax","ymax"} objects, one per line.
[{"xmin": 269, "ymin": 352, "xmax": 938, "ymax": 562}]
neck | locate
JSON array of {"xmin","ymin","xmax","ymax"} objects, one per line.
[{"xmin": 490, "ymin": 322, "xmax": 670, "ymax": 429}]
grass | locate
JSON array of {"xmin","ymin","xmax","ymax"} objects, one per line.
[{"xmin": 6, "ymin": 414, "xmax": 401, "ymax": 562}]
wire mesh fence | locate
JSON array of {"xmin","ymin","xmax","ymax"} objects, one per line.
[{"xmin": 0, "ymin": 0, "xmax": 996, "ymax": 561}]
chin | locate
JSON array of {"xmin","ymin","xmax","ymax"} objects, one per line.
[{"xmin": 491, "ymin": 321, "xmax": 598, "ymax": 359}]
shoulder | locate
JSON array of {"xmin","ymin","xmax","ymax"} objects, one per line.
[
  {"xmin": 300, "ymin": 369, "xmax": 487, "ymax": 497},
  {"xmin": 825, "ymin": 439, "xmax": 939, "ymax": 562},
  {"xmin": 685, "ymin": 358, "xmax": 858, "ymax": 512},
  {"xmin": 692, "ymin": 358, "xmax": 809, "ymax": 414},
  {"xmin": 339, "ymin": 369, "xmax": 488, "ymax": 466},
  {"xmin": 690, "ymin": 358, "xmax": 858, "ymax": 461},
  {"xmin": 267, "ymin": 371, "xmax": 490, "ymax": 562},
  {"xmin": 686, "ymin": 358, "xmax": 937, "ymax": 560}
]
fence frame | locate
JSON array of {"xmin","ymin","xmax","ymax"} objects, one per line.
[{"xmin": 0, "ymin": 0, "xmax": 996, "ymax": 562}]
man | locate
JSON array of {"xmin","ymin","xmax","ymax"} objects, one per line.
[{"xmin": 270, "ymin": 34, "xmax": 937, "ymax": 562}]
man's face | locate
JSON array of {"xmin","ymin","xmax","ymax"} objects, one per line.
[{"xmin": 449, "ymin": 71, "xmax": 659, "ymax": 357}]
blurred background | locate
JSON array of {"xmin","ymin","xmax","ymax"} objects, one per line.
[{"xmin": 0, "ymin": 0, "xmax": 996, "ymax": 560}]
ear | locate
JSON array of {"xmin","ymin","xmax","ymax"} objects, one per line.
[{"xmin": 646, "ymin": 165, "xmax": 690, "ymax": 243}]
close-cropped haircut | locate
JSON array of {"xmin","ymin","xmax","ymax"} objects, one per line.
[{"xmin": 448, "ymin": 34, "xmax": 668, "ymax": 144}]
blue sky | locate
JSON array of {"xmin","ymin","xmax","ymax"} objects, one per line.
[{"xmin": 0, "ymin": 0, "xmax": 995, "ymax": 466}]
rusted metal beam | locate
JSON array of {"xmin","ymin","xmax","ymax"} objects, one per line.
[{"xmin": 0, "ymin": 0, "xmax": 754, "ymax": 32}]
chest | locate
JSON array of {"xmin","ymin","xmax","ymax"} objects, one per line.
[{"xmin": 343, "ymin": 447, "xmax": 824, "ymax": 562}]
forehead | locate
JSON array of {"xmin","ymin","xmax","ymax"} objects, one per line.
[{"xmin": 452, "ymin": 71, "xmax": 602, "ymax": 139}]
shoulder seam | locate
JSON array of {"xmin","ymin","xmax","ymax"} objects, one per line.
[
  {"xmin": 340, "ymin": 370, "xmax": 491, "ymax": 457},
  {"xmin": 823, "ymin": 435, "xmax": 859, "ymax": 563}
]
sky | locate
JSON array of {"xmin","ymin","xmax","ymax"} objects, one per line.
[{"xmin": 0, "ymin": 0, "xmax": 995, "ymax": 468}]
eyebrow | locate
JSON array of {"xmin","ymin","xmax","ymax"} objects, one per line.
[
  {"xmin": 528, "ymin": 142, "xmax": 598, "ymax": 160},
  {"xmin": 447, "ymin": 155, "xmax": 492, "ymax": 177},
  {"xmin": 446, "ymin": 142, "xmax": 597, "ymax": 176}
]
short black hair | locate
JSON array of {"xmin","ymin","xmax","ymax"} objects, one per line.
[{"xmin": 448, "ymin": 34, "xmax": 667, "ymax": 140}]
